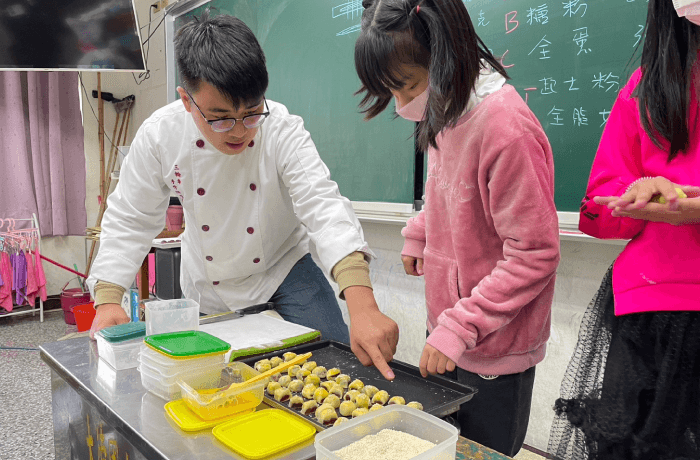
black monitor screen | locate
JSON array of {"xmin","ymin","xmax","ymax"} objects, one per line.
[{"xmin": 0, "ymin": 0, "xmax": 146, "ymax": 71}]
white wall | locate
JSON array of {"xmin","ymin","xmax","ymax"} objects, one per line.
[
  {"xmin": 42, "ymin": 5, "xmax": 627, "ymax": 453},
  {"xmin": 41, "ymin": 0, "xmax": 168, "ymax": 296}
]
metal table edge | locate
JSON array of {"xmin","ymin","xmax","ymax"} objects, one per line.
[{"xmin": 40, "ymin": 342, "xmax": 171, "ymax": 460}]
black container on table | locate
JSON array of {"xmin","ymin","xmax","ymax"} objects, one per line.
[
  {"xmin": 239, "ymin": 340, "xmax": 477, "ymax": 431},
  {"xmin": 154, "ymin": 248, "xmax": 181, "ymax": 300}
]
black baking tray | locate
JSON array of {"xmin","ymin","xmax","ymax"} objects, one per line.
[{"xmin": 238, "ymin": 340, "xmax": 477, "ymax": 430}]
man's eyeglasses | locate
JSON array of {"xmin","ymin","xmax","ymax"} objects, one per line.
[{"xmin": 184, "ymin": 89, "xmax": 270, "ymax": 132}]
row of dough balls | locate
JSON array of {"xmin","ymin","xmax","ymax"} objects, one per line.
[{"xmin": 255, "ymin": 353, "xmax": 423, "ymax": 427}]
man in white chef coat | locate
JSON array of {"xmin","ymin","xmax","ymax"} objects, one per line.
[{"xmin": 87, "ymin": 11, "xmax": 399, "ymax": 380}]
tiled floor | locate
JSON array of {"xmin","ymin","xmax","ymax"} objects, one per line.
[
  {"xmin": 0, "ymin": 309, "xmax": 547, "ymax": 460},
  {"xmin": 0, "ymin": 309, "xmax": 77, "ymax": 460}
]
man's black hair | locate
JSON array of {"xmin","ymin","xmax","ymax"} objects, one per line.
[{"xmin": 175, "ymin": 9, "xmax": 268, "ymax": 109}]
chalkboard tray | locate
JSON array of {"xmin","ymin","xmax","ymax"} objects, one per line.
[{"xmin": 239, "ymin": 340, "xmax": 477, "ymax": 431}]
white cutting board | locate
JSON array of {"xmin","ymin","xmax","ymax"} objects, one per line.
[{"xmin": 199, "ymin": 313, "xmax": 316, "ymax": 360}]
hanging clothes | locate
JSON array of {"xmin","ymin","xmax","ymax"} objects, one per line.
[
  {"xmin": 0, "ymin": 241, "xmax": 4, "ymax": 288},
  {"xmin": 0, "ymin": 219, "xmax": 46, "ymax": 314},
  {"xmin": 24, "ymin": 250, "xmax": 38, "ymax": 307},
  {"xmin": 13, "ymin": 250, "xmax": 27, "ymax": 306},
  {"xmin": 34, "ymin": 243, "xmax": 47, "ymax": 302},
  {"xmin": 0, "ymin": 252, "xmax": 13, "ymax": 312},
  {"xmin": 11, "ymin": 252, "xmax": 18, "ymax": 304}
]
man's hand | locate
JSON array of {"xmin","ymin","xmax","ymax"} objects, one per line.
[
  {"xmin": 401, "ymin": 256, "xmax": 424, "ymax": 276},
  {"xmin": 89, "ymin": 303, "xmax": 130, "ymax": 339},
  {"xmin": 344, "ymin": 286, "xmax": 399, "ymax": 380},
  {"xmin": 419, "ymin": 343, "xmax": 456, "ymax": 378}
]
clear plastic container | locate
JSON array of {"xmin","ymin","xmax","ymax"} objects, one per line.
[
  {"xmin": 138, "ymin": 359, "xmax": 224, "ymax": 401},
  {"xmin": 138, "ymin": 352, "xmax": 224, "ymax": 379},
  {"xmin": 138, "ymin": 343, "xmax": 225, "ymax": 376},
  {"xmin": 94, "ymin": 357, "xmax": 143, "ymax": 405},
  {"xmin": 145, "ymin": 298, "xmax": 199, "ymax": 336},
  {"xmin": 314, "ymin": 405, "xmax": 458, "ymax": 460},
  {"xmin": 179, "ymin": 362, "xmax": 266, "ymax": 421},
  {"xmin": 96, "ymin": 333, "xmax": 143, "ymax": 370}
]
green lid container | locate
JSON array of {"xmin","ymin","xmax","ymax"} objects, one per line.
[
  {"xmin": 99, "ymin": 322, "xmax": 146, "ymax": 343},
  {"xmin": 144, "ymin": 331, "xmax": 231, "ymax": 359}
]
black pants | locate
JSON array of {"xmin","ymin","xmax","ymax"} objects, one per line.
[{"xmin": 442, "ymin": 364, "xmax": 536, "ymax": 457}]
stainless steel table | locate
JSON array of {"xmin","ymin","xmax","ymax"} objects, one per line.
[
  {"xmin": 41, "ymin": 337, "xmax": 512, "ymax": 460},
  {"xmin": 40, "ymin": 337, "xmax": 315, "ymax": 460}
]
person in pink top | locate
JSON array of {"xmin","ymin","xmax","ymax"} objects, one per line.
[
  {"xmin": 354, "ymin": 0, "xmax": 560, "ymax": 456},
  {"xmin": 549, "ymin": 1, "xmax": 700, "ymax": 459}
]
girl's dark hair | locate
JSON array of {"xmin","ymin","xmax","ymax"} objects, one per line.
[
  {"xmin": 635, "ymin": 0, "xmax": 700, "ymax": 161},
  {"xmin": 354, "ymin": 0, "xmax": 508, "ymax": 151},
  {"xmin": 175, "ymin": 9, "xmax": 268, "ymax": 109}
]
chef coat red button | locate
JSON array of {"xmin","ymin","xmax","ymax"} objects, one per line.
[
  {"xmin": 202, "ymin": 225, "xmax": 210, "ymax": 232},
  {"xmin": 197, "ymin": 188, "xmax": 205, "ymax": 196},
  {"xmin": 206, "ymin": 256, "xmax": 213, "ymax": 261},
  {"xmin": 253, "ymin": 258, "xmax": 260, "ymax": 263},
  {"xmin": 247, "ymin": 227, "xmax": 254, "ymax": 234},
  {"xmin": 249, "ymin": 183, "xmax": 257, "ymax": 191},
  {"xmin": 196, "ymin": 139, "xmax": 205, "ymax": 148},
  {"xmin": 213, "ymin": 281, "xmax": 220, "ymax": 286}
]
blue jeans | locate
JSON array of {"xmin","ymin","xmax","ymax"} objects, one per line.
[{"xmin": 268, "ymin": 254, "xmax": 350, "ymax": 344}]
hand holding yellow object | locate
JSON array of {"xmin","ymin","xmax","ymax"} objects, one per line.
[{"xmin": 650, "ymin": 187, "xmax": 687, "ymax": 204}]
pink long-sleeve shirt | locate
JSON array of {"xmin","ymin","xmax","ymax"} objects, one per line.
[
  {"xmin": 579, "ymin": 68, "xmax": 700, "ymax": 315},
  {"xmin": 402, "ymin": 85, "xmax": 560, "ymax": 376}
]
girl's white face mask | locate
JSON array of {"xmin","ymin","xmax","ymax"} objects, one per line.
[
  {"xmin": 395, "ymin": 86, "xmax": 429, "ymax": 122},
  {"xmin": 674, "ymin": 0, "xmax": 700, "ymax": 26}
]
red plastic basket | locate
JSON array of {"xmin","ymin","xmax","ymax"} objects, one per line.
[{"xmin": 60, "ymin": 279, "xmax": 90, "ymax": 325}]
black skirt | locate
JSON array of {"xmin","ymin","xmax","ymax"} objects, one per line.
[{"xmin": 548, "ymin": 266, "xmax": 700, "ymax": 460}]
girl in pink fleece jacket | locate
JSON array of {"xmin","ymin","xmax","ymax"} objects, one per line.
[
  {"xmin": 549, "ymin": 1, "xmax": 700, "ymax": 459},
  {"xmin": 354, "ymin": 0, "xmax": 560, "ymax": 456}
]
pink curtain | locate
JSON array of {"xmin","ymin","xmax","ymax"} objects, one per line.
[{"xmin": 0, "ymin": 72, "xmax": 86, "ymax": 236}]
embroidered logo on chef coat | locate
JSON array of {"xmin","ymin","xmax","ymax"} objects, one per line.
[{"xmin": 171, "ymin": 165, "xmax": 184, "ymax": 201}]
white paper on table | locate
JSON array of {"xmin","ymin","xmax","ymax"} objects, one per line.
[{"xmin": 199, "ymin": 313, "xmax": 316, "ymax": 361}]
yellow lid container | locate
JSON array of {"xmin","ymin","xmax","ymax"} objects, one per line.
[
  {"xmin": 164, "ymin": 399, "xmax": 255, "ymax": 432},
  {"xmin": 212, "ymin": 409, "xmax": 316, "ymax": 459}
]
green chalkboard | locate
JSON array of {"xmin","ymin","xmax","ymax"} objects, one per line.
[
  {"xmin": 173, "ymin": 0, "xmax": 416, "ymax": 205},
  {"xmin": 172, "ymin": 0, "xmax": 649, "ymax": 211},
  {"xmin": 464, "ymin": 0, "xmax": 648, "ymax": 211}
]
